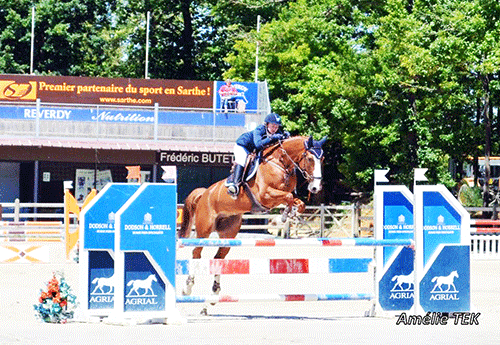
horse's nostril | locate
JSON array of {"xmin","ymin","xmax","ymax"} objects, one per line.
[{"xmin": 308, "ymin": 185, "xmax": 322, "ymax": 194}]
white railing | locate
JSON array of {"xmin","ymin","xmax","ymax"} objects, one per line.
[
  {"xmin": 0, "ymin": 201, "xmax": 368, "ymax": 238},
  {"xmin": 0, "ymin": 200, "xmax": 67, "ymax": 221},
  {"xmin": 470, "ymin": 234, "xmax": 500, "ymax": 259},
  {"xmin": 2, "ymin": 200, "xmax": 500, "ymax": 259}
]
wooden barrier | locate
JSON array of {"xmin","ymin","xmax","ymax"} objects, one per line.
[{"xmin": 0, "ymin": 221, "xmax": 63, "ymax": 242}]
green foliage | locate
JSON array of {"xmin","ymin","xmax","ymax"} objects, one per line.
[
  {"xmin": 227, "ymin": 0, "xmax": 500, "ymax": 197},
  {"xmin": 458, "ymin": 186, "xmax": 483, "ymax": 207},
  {"xmin": 0, "ymin": 0, "xmax": 119, "ymax": 76}
]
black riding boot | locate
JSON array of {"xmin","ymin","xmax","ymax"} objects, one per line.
[{"xmin": 227, "ymin": 164, "xmax": 244, "ymax": 196}]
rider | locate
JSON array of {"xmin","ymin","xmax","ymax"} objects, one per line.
[{"xmin": 226, "ymin": 113, "xmax": 290, "ymax": 197}]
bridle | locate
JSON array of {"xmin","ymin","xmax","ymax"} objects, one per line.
[{"xmin": 267, "ymin": 141, "xmax": 322, "ymax": 183}]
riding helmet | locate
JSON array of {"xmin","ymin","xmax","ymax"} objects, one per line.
[{"xmin": 264, "ymin": 113, "xmax": 282, "ymax": 125}]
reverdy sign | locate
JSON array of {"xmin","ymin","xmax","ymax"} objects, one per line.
[
  {"xmin": 157, "ymin": 151, "xmax": 233, "ymax": 167},
  {"xmin": 0, "ymin": 74, "xmax": 212, "ymax": 108}
]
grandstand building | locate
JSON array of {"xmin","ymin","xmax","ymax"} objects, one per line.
[{"xmin": 0, "ymin": 74, "xmax": 270, "ymax": 203}]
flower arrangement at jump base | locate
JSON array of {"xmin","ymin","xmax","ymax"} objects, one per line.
[{"xmin": 33, "ymin": 273, "xmax": 77, "ymax": 323}]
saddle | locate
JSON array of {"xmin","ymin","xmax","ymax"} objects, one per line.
[
  {"xmin": 229, "ymin": 152, "xmax": 261, "ymax": 183},
  {"xmin": 227, "ymin": 153, "xmax": 268, "ymax": 213}
]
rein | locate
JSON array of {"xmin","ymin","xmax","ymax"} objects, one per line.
[{"xmin": 274, "ymin": 141, "xmax": 317, "ymax": 182}]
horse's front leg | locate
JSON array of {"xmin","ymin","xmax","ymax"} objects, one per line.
[
  {"xmin": 282, "ymin": 198, "xmax": 306, "ymax": 220},
  {"xmin": 259, "ymin": 187, "xmax": 295, "ymax": 209},
  {"xmin": 260, "ymin": 188, "xmax": 297, "ymax": 222},
  {"xmin": 292, "ymin": 198, "xmax": 306, "ymax": 213}
]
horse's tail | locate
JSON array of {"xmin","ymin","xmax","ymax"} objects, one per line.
[
  {"xmin": 178, "ymin": 187, "xmax": 206, "ymax": 238},
  {"xmin": 127, "ymin": 280, "xmax": 135, "ymax": 286},
  {"xmin": 92, "ymin": 277, "xmax": 99, "ymax": 284},
  {"xmin": 391, "ymin": 275, "xmax": 398, "ymax": 281},
  {"xmin": 431, "ymin": 277, "xmax": 437, "ymax": 283}
]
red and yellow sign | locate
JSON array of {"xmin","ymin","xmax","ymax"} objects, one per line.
[
  {"xmin": 0, "ymin": 80, "xmax": 37, "ymax": 101},
  {"xmin": 0, "ymin": 74, "xmax": 213, "ymax": 108}
]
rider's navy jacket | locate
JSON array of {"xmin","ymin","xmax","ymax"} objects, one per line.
[{"xmin": 236, "ymin": 124, "xmax": 286, "ymax": 152}]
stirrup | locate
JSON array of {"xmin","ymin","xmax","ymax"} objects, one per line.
[{"xmin": 227, "ymin": 184, "xmax": 239, "ymax": 196}]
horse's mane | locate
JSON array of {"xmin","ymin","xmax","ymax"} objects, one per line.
[{"xmin": 262, "ymin": 136, "xmax": 306, "ymax": 159}]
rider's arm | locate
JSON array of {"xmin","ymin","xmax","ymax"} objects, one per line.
[{"xmin": 253, "ymin": 126, "xmax": 279, "ymax": 150}]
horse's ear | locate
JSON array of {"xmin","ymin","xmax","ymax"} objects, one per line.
[
  {"xmin": 317, "ymin": 136, "xmax": 327, "ymax": 147},
  {"xmin": 306, "ymin": 136, "xmax": 314, "ymax": 149}
]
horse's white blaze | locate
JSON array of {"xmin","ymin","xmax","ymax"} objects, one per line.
[{"xmin": 308, "ymin": 156, "xmax": 322, "ymax": 193}]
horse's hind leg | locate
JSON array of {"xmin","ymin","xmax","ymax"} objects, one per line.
[
  {"xmin": 211, "ymin": 247, "xmax": 231, "ymax": 296},
  {"xmin": 182, "ymin": 246, "xmax": 203, "ymax": 296},
  {"xmin": 185, "ymin": 211, "xmax": 215, "ymax": 297},
  {"xmin": 210, "ymin": 215, "xmax": 243, "ymax": 298}
]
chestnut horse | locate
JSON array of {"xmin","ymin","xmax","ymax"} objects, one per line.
[{"xmin": 178, "ymin": 136, "xmax": 326, "ymax": 299}]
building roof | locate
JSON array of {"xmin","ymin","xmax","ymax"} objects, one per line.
[{"xmin": 0, "ymin": 136, "xmax": 234, "ymax": 153}]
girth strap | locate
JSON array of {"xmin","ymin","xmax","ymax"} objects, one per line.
[{"xmin": 242, "ymin": 183, "xmax": 269, "ymax": 213}]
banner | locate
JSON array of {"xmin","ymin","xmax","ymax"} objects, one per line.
[
  {"xmin": 0, "ymin": 75, "xmax": 212, "ymax": 108},
  {"xmin": 0, "ymin": 106, "xmax": 245, "ymax": 127}
]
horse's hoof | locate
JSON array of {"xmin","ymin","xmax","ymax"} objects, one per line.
[{"xmin": 200, "ymin": 308, "xmax": 208, "ymax": 316}]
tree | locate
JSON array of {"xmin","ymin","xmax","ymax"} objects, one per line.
[
  {"xmin": 0, "ymin": 0, "xmax": 120, "ymax": 76},
  {"xmin": 227, "ymin": 0, "xmax": 500, "ymax": 198},
  {"xmin": 226, "ymin": 0, "xmax": 393, "ymax": 197}
]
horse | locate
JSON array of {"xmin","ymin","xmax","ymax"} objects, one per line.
[
  {"xmin": 391, "ymin": 271, "xmax": 414, "ymax": 291},
  {"xmin": 126, "ymin": 274, "xmax": 157, "ymax": 296},
  {"xmin": 178, "ymin": 135, "xmax": 326, "ymax": 300},
  {"xmin": 431, "ymin": 271, "xmax": 459, "ymax": 292},
  {"xmin": 91, "ymin": 275, "xmax": 116, "ymax": 294}
]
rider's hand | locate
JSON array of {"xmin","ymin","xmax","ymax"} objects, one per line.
[
  {"xmin": 283, "ymin": 131, "xmax": 290, "ymax": 139},
  {"xmin": 271, "ymin": 134, "xmax": 284, "ymax": 141}
]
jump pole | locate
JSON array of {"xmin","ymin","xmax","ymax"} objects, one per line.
[
  {"xmin": 175, "ymin": 239, "xmax": 412, "ymax": 310},
  {"xmin": 177, "ymin": 238, "xmax": 413, "ymax": 247},
  {"xmin": 177, "ymin": 293, "xmax": 374, "ymax": 303}
]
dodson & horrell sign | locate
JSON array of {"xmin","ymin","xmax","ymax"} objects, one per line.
[
  {"xmin": 158, "ymin": 151, "xmax": 234, "ymax": 167},
  {"xmin": 0, "ymin": 74, "xmax": 212, "ymax": 108}
]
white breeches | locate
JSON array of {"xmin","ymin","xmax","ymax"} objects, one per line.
[{"xmin": 233, "ymin": 144, "xmax": 249, "ymax": 166}]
